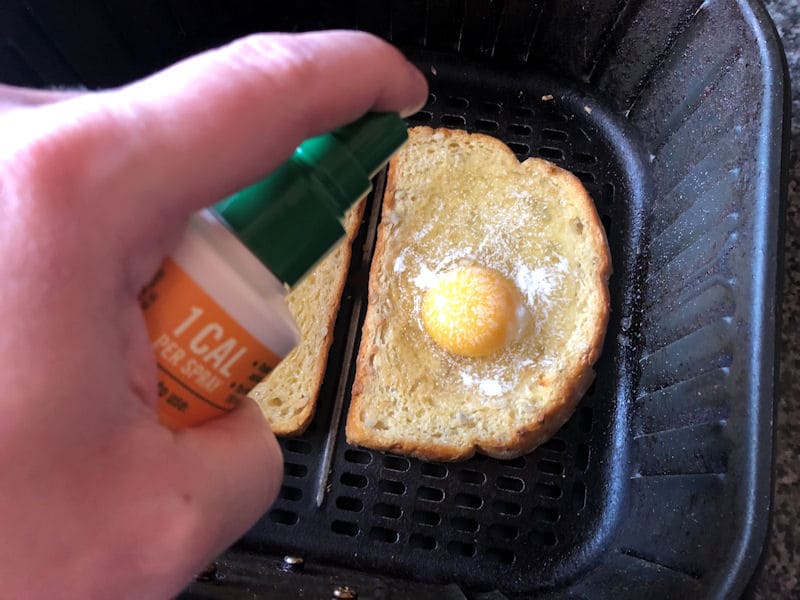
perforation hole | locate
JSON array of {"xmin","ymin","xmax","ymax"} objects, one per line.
[
  {"xmin": 532, "ymin": 529, "xmax": 557, "ymax": 546},
  {"xmin": 533, "ymin": 506, "xmax": 560, "ymax": 523},
  {"xmin": 534, "ymin": 482, "xmax": 561, "ymax": 499},
  {"xmin": 509, "ymin": 123, "xmax": 532, "ymax": 135},
  {"xmin": 574, "ymin": 152, "xmax": 598, "ymax": 165},
  {"xmin": 413, "ymin": 509, "xmax": 441, "ymax": 526},
  {"xmin": 544, "ymin": 110, "xmax": 569, "ymax": 122},
  {"xmin": 331, "ymin": 520, "xmax": 359, "ymax": 537},
  {"xmin": 427, "ymin": 93, "xmax": 437, "ymax": 105},
  {"xmin": 408, "ymin": 110, "xmax": 433, "ymax": 123},
  {"xmin": 417, "ymin": 486, "xmax": 444, "ymax": 502},
  {"xmin": 379, "ymin": 479, "xmax": 406, "ymax": 495},
  {"xmin": 538, "ymin": 147, "xmax": 564, "ymax": 161},
  {"xmin": 486, "ymin": 547, "xmax": 516, "ymax": 565},
  {"xmin": 336, "ymin": 496, "xmax": 363, "ymax": 512},
  {"xmin": 575, "ymin": 171, "xmax": 596, "ymax": 183},
  {"xmin": 344, "ymin": 449, "xmax": 372, "ymax": 465},
  {"xmin": 284, "ymin": 439, "xmax": 311, "ymax": 454},
  {"xmin": 269, "ymin": 509, "xmax": 298, "ymax": 526},
  {"xmin": 579, "ymin": 406, "xmax": 594, "ymax": 432},
  {"xmin": 410, "ymin": 533, "xmax": 437, "ymax": 550},
  {"xmin": 497, "ymin": 476, "xmax": 525, "ymax": 492},
  {"xmin": 500, "ymin": 456, "xmax": 526, "ymax": 469},
  {"xmin": 538, "ymin": 459, "xmax": 564, "ymax": 476},
  {"xmin": 452, "ymin": 517, "xmax": 479, "ymax": 533},
  {"xmin": 572, "ymin": 481, "xmax": 587, "ymax": 511},
  {"xmin": 455, "ymin": 493, "xmax": 483, "ymax": 509},
  {"xmin": 475, "ymin": 118, "xmax": 499, "ymax": 132},
  {"xmin": 445, "ymin": 96, "xmax": 469, "ymax": 109},
  {"xmin": 383, "ymin": 455, "xmax": 411, "ymax": 472},
  {"xmin": 341, "ymin": 472, "xmax": 368, "ymax": 488},
  {"xmin": 480, "ymin": 101, "xmax": 501, "ymax": 114},
  {"xmin": 442, "ymin": 114, "xmax": 467, "ymax": 127},
  {"xmin": 374, "ymin": 502, "xmax": 402, "ymax": 519},
  {"xmin": 489, "ymin": 523, "xmax": 519, "ymax": 540},
  {"xmin": 279, "ymin": 486, "xmax": 302, "ymax": 501},
  {"xmin": 492, "ymin": 499, "xmax": 521, "ymax": 515},
  {"xmin": 576, "ymin": 444, "xmax": 590, "ymax": 471},
  {"xmin": 542, "ymin": 128, "xmax": 568, "ymax": 141},
  {"xmin": 542, "ymin": 438, "xmax": 567, "ymax": 452},
  {"xmin": 459, "ymin": 469, "xmax": 486, "ymax": 485},
  {"xmin": 514, "ymin": 107, "xmax": 534, "ymax": 119},
  {"xmin": 447, "ymin": 541, "xmax": 477, "ymax": 557},
  {"xmin": 285, "ymin": 463, "xmax": 308, "ymax": 478},
  {"xmin": 604, "ymin": 182, "xmax": 616, "ymax": 204},
  {"xmin": 369, "ymin": 526, "xmax": 399, "ymax": 544},
  {"xmin": 421, "ymin": 463, "xmax": 448, "ymax": 479},
  {"xmin": 507, "ymin": 142, "xmax": 529, "ymax": 156}
]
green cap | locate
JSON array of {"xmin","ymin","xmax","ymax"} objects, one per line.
[{"xmin": 215, "ymin": 112, "xmax": 407, "ymax": 286}]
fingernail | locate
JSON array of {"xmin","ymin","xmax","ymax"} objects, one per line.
[{"xmin": 399, "ymin": 62, "xmax": 429, "ymax": 118}]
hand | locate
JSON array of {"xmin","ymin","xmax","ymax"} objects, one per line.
[{"xmin": 0, "ymin": 31, "xmax": 426, "ymax": 599}]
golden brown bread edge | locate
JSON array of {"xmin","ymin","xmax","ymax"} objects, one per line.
[{"xmin": 346, "ymin": 127, "xmax": 612, "ymax": 461}]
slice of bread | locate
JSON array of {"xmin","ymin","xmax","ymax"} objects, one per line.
[
  {"xmin": 249, "ymin": 202, "xmax": 364, "ymax": 436},
  {"xmin": 346, "ymin": 128, "xmax": 611, "ymax": 461}
]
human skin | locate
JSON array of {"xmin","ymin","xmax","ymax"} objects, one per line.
[{"xmin": 0, "ymin": 31, "xmax": 426, "ymax": 599}]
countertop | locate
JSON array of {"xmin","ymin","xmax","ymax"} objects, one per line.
[{"xmin": 752, "ymin": 1, "xmax": 799, "ymax": 598}]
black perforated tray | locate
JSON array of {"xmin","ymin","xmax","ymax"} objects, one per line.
[{"xmin": 0, "ymin": 1, "xmax": 789, "ymax": 598}]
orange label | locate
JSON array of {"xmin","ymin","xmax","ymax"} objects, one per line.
[{"xmin": 139, "ymin": 258, "xmax": 281, "ymax": 429}]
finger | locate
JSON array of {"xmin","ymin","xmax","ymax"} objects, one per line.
[
  {"xmin": 0, "ymin": 84, "xmax": 84, "ymax": 112},
  {"xmin": 93, "ymin": 30, "xmax": 426, "ymax": 229},
  {"xmin": 174, "ymin": 397, "xmax": 283, "ymax": 555}
]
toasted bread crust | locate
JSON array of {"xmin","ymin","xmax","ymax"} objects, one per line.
[{"xmin": 347, "ymin": 127, "xmax": 611, "ymax": 461}]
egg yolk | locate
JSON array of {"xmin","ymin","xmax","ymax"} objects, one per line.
[{"xmin": 421, "ymin": 265, "xmax": 521, "ymax": 357}]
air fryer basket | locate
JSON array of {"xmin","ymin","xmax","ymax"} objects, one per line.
[{"xmin": 0, "ymin": 1, "xmax": 788, "ymax": 598}]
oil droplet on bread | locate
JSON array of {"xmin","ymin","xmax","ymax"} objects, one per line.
[{"xmin": 421, "ymin": 265, "xmax": 522, "ymax": 357}]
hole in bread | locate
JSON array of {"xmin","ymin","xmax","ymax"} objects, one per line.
[
  {"xmin": 379, "ymin": 479, "xmax": 406, "ymax": 495},
  {"xmin": 369, "ymin": 526, "xmax": 399, "ymax": 544},
  {"xmin": 268, "ymin": 397, "xmax": 282, "ymax": 407},
  {"xmin": 576, "ymin": 444, "xmax": 591, "ymax": 471},
  {"xmin": 417, "ymin": 486, "xmax": 445, "ymax": 502},
  {"xmin": 335, "ymin": 496, "xmax": 363, "ymax": 512},
  {"xmin": 573, "ymin": 151, "xmax": 598, "ymax": 165},
  {"xmin": 537, "ymin": 460, "xmax": 564, "ymax": 476},
  {"xmin": 383, "ymin": 455, "xmax": 411, "ymax": 472},
  {"xmin": 452, "ymin": 517, "xmax": 479, "ymax": 533},
  {"xmin": 344, "ymin": 449, "xmax": 372, "ymax": 465},
  {"xmin": 447, "ymin": 541, "xmax": 477, "ymax": 558},
  {"xmin": 408, "ymin": 110, "xmax": 433, "ymax": 123},
  {"xmin": 455, "ymin": 492, "xmax": 483, "ymax": 509},
  {"xmin": 340, "ymin": 472, "xmax": 368, "ymax": 488},
  {"xmin": 458, "ymin": 469, "xmax": 486, "ymax": 485},
  {"xmin": 488, "ymin": 523, "xmax": 519, "ymax": 540},
  {"xmin": 410, "ymin": 533, "xmax": 437, "ymax": 550},
  {"xmin": 491, "ymin": 499, "xmax": 521, "ymax": 515},
  {"xmin": 534, "ymin": 482, "xmax": 562, "ymax": 499},
  {"xmin": 374, "ymin": 420, "xmax": 389, "ymax": 431},
  {"xmin": 497, "ymin": 475, "xmax": 525, "ymax": 492},
  {"xmin": 421, "ymin": 463, "xmax": 448, "ymax": 478},
  {"xmin": 279, "ymin": 486, "xmax": 302, "ymax": 502},
  {"xmin": 542, "ymin": 128, "xmax": 568, "ymax": 141},
  {"xmin": 531, "ymin": 529, "xmax": 558, "ymax": 546},
  {"xmin": 331, "ymin": 520, "xmax": 359, "ymax": 537},
  {"xmin": 507, "ymin": 142, "xmax": 529, "ymax": 156},
  {"xmin": 413, "ymin": 509, "xmax": 441, "ymax": 526},
  {"xmin": 572, "ymin": 217, "xmax": 584, "ymax": 235},
  {"xmin": 509, "ymin": 123, "xmax": 532, "ymax": 136},
  {"xmin": 475, "ymin": 118, "xmax": 499, "ymax": 132},
  {"xmin": 441, "ymin": 114, "xmax": 466, "ymax": 127},
  {"xmin": 480, "ymin": 101, "xmax": 501, "ymax": 114},
  {"xmin": 269, "ymin": 509, "xmax": 298, "ymax": 526},
  {"xmin": 284, "ymin": 439, "xmax": 312, "ymax": 454},
  {"xmin": 374, "ymin": 502, "xmax": 402, "ymax": 519},
  {"xmin": 445, "ymin": 96, "xmax": 469, "ymax": 108},
  {"xmin": 572, "ymin": 481, "xmax": 587, "ymax": 511},
  {"xmin": 533, "ymin": 506, "xmax": 560, "ymax": 523},
  {"xmin": 285, "ymin": 463, "xmax": 308, "ymax": 478},
  {"xmin": 574, "ymin": 170, "xmax": 596, "ymax": 183},
  {"xmin": 538, "ymin": 146, "xmax": 564, "ymax": 161},
  {"xmin": 486, "ymin": 547, "xmax": 516, "ymax": 565}
]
